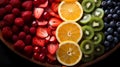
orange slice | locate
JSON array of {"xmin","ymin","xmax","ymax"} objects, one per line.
[
  {"xmin": 56, "ymin": 41, "xmax": 82, "ymax": 66},
  {"xmin": 56, "ymin": 22, "xmax": 83, "ymax": 43},
  {"xmin": 58, "ymin": 1, "xmax": 83, "ymax": 22},
  {"xmin": 62, "ymin": 0, "xmax": 77, "ymax": 2}
]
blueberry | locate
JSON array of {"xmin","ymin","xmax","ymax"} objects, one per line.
[
  {"xmin": 117, "ymin": 27, "xmax": 120, "ymax": 33},
  {"xmin": 101, "ymin": 1, "xmax": 107, "ymax": 7},
  {"xmin": 109, "ymin": 21, "xmax": 116, "ymax": 28},
  {"xmin": 107, "ymin": 27, "xmax": 114, "ymax": 34},
  {"xmin": 106, "ymin": 35, "xmax": 113, "ymax": 42},
  {"xmin": 104, "ymin": 17, "xmax": 109, "ymax": 22},
  {"xmin": 104, "ymin": 40, "xmax": 110, "ymax": 47},
  {"xmin": 105, "ymin": 9, "xmax": 110, "ymax": 15},
  {"xmin": 117, "ymin": 2, "xmax": 120, "ymax": 6},
  {"xmin": 117, "ymin": 10, "xmax": 120, "ymax": 15},
  {"xmin": 104, "ymin": 22, "xmax": 109, "ymax": 29},
  {"xmin": 116, "ymin": 21, "xmax": 120, "ymax": 27},
  {"xmin": 104, "ymin": 31, "xmax": 109, "ymax": 36},
  {"xmin": 112, "ymin": 14, "xmax": 118, "ymax": 19},
  {"xmin": 114, "ymin": 6, "xmax": 120, "ymax": 12},
  {"xmin": 107, "ymin": 14, "xmax": 112, "ymax": 19},
  {"xmin": 114, "ymin": 31, "xmax": 119, "ymax": 37},
  {"xmin": 107, "ymin": 1, "xmax": 112, "ymax": 6},
  {"xmin": 113, "ymin": 37, "xmax": 119, "ymax": 44},
  {"xmin": 110, "ymin": 9, "xmax": 115, "ymax": 14},
  {"xmin": 113, "ymin": 2, "xmax": 117, "ymax": 7}
]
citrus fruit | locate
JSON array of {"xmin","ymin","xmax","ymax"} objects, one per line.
[
  {"xmin": 56, "ymin": 22, "xmax": 83, "ymax": 43},
  {"xmin": 62, "ymin": 0, "xmax": 77, "ymax": 2},
  {"xmin": 56, "ymin": 41, "xmax": 82, "ymax": 66},
  {"xmin": 58, "ymin": 1, "xmax": 83, "ymax": 22}
]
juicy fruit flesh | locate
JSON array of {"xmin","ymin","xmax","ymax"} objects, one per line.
[
  {"xmin": 56, "ymin": 41, "xmax": 82, "ymax": 66},
  {"xmin": 58, "ymin": 1, "xmax": 83, "ymax": 21},
  {"xmin": 56, "ymin": 22, "xmax": 83, "ymax": 43}
]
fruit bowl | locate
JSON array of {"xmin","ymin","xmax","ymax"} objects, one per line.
[{"xmin": 0, "ymin": 0, "xmax": 120, "ymax": 66}]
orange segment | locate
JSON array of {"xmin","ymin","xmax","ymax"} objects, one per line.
[
  {"xmin": 62, "ymin": 0, "xmax": 77, "ymax": 2},
  {"xmin": 58, "ymin": 1, "xmax": 83, "ymax": 21},
  {"xmin": 56, "ymin": 22, "xmax": 83, "ymax": 43},
  {"xmin": 56, "ymin": 41, "xmax": 82, "ymax": 66}
]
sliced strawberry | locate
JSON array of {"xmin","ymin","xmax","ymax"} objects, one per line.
[
  {"xmin": 34, "ymin": 8, "xmax": 44, "ymax": 19},
  {"xmin": 45, "ymin": 36, "xmax": 50, "ymax": 43},
  {"xmin": 48, "ymin": 25, "xmax": 56, "ymax": 31},
  {"xmin": 52, "ymin": 31, "xmax": 56, "ymax": 36},
  {"xmin": 49, "ymin": 18, "xmax": 62, "ymax": 27},
  {"xmin": 47, "ymin": 43, "xmax": 58, "ymax": 55},
  {"xmin": 47, "ymin": 27, "xmax": 52, "ymax": 35},
  {"xmin": 39, "ymin": 0, "xmax": 48, "ymax": 8},
  {"xmin": 51, "ymin": 3, "xmax": 59, "ymax": 13},
  {"xmin": 37, "ymin": 20, "xmax": 48, "ymax": 26},
  {"xmin": 55, "ymin": 0, "xmax": 61, "ymax": 3},
  {"xmin": 47, "ymin": 53, "xmax": 56, "ymax": 61},
  {"xmin": 32, "ymin": 37, "xmax": 45, "ymax": 47},
  {"xmin": 49, "ymin": 35, "xmax": 56, "ymax": 43},
  {"xmin": 49, "ymin": 10, "xmax": 60, "ymax": 19},
  {"xmin": 36, "ymin": 27, "xmax": 48, "ymax": 38}
]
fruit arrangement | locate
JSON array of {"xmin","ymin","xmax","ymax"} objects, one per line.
[{"xmin": 0, "ymin": 0, "xmax": 120, "ymax": 66}]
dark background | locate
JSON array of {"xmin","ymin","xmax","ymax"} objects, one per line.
[{"xmin": 0, "ymin": 40, "xmax": 120, "ymax": 67}]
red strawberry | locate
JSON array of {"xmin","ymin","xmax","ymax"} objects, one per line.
[
  {"xmin": 36, "ymin": 27, "xmax": 48, "ymax": 38},
  {"xmin": 33, "ymin": 0, "xmax": 47, "ymax": 7},
  {"xmin": 47, "ymin": 54, "xmax": 56, "ymax": 62},
  {"xmin": 12, "ymin": 8, "xmax": 20, "ymax": 16},
  {"xmin": 45, "ymin": 36, "xmax": 50, "ymax": 43},
  {"xmin": 33, "ymin": 46, "xmax": 41, "ymax": 53},
  {"xmin": 52, "ymin": 31, "xmax": 56, "ymax": 36},
  {"xmin": 10, "ymin": 0, "xmax": 21, "ymax": 8},
  {"xmin": 39, "ymin": 0, "xmax": 48, "ymax": 8},
  {"xmin": 34, "ymin": 8, "xmax": 44, "ymax": 19},
  {"xmin": 2, "ymin": 26, "xmax": 13, "ymax": 39},
  {"xmin": 47, "ymin": 27, "xmax": 52, "ymax": 35},
  {"xmin": 47, "ymin": 43, "xmax": 59, "ymax": 55},
  {"xmin": 48, "ymin": 25, "xmax": 56, "ymax": 31},
  {"xmin": 14, "ymin": 17, "xmax": 24, "ymax": 27},
  {"xmin": 37, "ymin": 20, "xmax": 48, "ymax": 26},
  {"xmin": 32, "ymin": 37, "xmax": 45, "ymax": 47},
  {"xmin": 49, "ymin": 18, "xmax": 62, "ymax": 27},
  {"xmin": 49, "ymin": 35, "xmax": 56, "ymax": 43},
  {"xmin": 24, "ymin": 45, "xmax": 33, "ymax": 57},
  {"xmin": 22, "ymin": 1, "xmax": 32, "ymax": 10},
  {"xmin": 51, "ymin": 3, "xmax": 59, "ymax": 13},
  {"xmin": 3, "ymin": 14, "xmax": 15, "ymax": 26},
  {"xmin": 55, "ymin": 0, "xmax": 61, "ymax": 3},
  {"xmin": 14, "ymin": 40, "xmax": 25, "ymax": 51},
  {"xmin": 21, "ymin": 11, "xmax": 32, "ymax": 22},
  {"xmin": 43, "ymin": 11, "xmax": 51, "ymax": 20},
  {"xmin": 5, "ymin": 4, "xmax": 12, "ymax": 13},
  {"xmin": 49, "ymin": 10, "xmax": 60, "ymax": 18},
  {"xmin": 29, "ymin": 27, "xmax": 36, "ymax": 35}
]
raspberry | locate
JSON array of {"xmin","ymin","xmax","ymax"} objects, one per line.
[
  {"xmin": 14, "ymin": 17, "xmax": 24, "ymax": 27},
  {"xmin": 14, "ymin": 40, "xmax": 25, "ymax": 51},
  {"xmin": 18, "ymin": 31, "xmax": 26, "ymax": 40}
]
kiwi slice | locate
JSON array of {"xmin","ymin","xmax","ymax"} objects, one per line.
[
  {"xmin": 82, "ymin": 26, "xmax": 94, "ymax": 39},
  {"xmin": 89, "ymin": 17, "xmax": 104, "ymax": 31},
  {"xmin": 82, "ymin": 0, "xmax": 95, "ymax": 13},
  {"xmin": 92, "ymin": 8, "xmax": 104, "ymax": 18},
  {"xmin": 82, "ymin": 54, "xmax": 94, "ymax": 62},
  {"xmin": 80, "ymin": 14, "xmax": 92, "ymax": 24},
  {"xmin": 94, "ymin": 44, "xmax": 105, "ymax": 56},
  {"xmin": 94, "ymin": 0, "xmax": 102, "ymax": 7},
  {"xmin": 92, "ymin": 32, "xmax": 103, "ymax": 46},
  {"xmin": 80, "ymin": 40, "xmax": 94, "ymax": 54}
]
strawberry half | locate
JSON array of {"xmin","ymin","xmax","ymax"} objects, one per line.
[
  {"xmin": 51, "ymin": 3, "xmax": 59, "ymax": 13},
  {"xmin": 47, "ymin": 53, "xmax": 56, "ymax": 61},
  {"xmin": 37, "ymin": 20, "xmax": 48, "ymax": 26},
  {"xmin": 49, "ymin": 35, "xmax": 57, "ymax": 43},
  {"xmin": 32, "ymin": 37, "xmax": 45, "ymax": 47},
  {"xmin": 36, "ymin": 27, "xmax": 48, "ymax": 38},
  {"xmin": 49, "ymin": 10, "xmax": 60, "ymax": 19},
  {"xmin": 47, "ymin": 43, "xmax": 58, "ymax": 55},
  {"xmin": 49, "ymin": 18, "xmax": 62, "ymax": 27},
  {"xmin": 34, "ymin": 8, "xmax": 44, "ymax": 19},
  {"xmin": 39, "ymin": 0, "xmax": 48, "ymax": 8}
]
